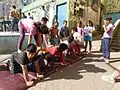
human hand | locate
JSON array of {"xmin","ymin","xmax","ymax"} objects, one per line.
[
  {"xmin": 47, "ymin": 45, "xmax": 54, "ymax": 47},
  {"xmin": 37, "ymin": 74, "xmax": 44, "ymax": 80},
  {"xmin": 26, "ymin": 81, "xmax": 34, "ymax": 87}
]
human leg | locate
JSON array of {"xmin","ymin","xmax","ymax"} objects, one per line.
[
  {"xmin": 102, "ymin": 39, "xmax": 106, "ymax": 58},
  {"xmin": 88, "ymin": 41, "xmax": 92, "ymax": 53},
  {"xmin": 84, "ymin": 40, "xmax": 88, "ymax": 52},
  {"xmin": 17, "ymin": 26, "xmax": 25, "ymax": 51}
]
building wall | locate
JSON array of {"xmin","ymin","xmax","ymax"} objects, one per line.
[
  {"xmin": 103, "ymin": 0, "xmax": 120, "ymax": 13},
  {"xmin": 69, "ymin": 0, "xmax": 101, "ymax": 28}
]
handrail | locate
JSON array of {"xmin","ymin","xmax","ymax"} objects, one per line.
[{"xmin": 111, "ymin": 19, "xmax": 120, "ymax": 44}]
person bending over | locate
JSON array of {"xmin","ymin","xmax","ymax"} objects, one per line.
[{"xmin": 17, "ymin": 17, "xmax": 48, "ymax": 53}]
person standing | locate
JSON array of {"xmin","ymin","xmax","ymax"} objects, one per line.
[
  {"xmin": 9, "ymin": 5, "xmax": 19, "ymax": 32},
  {"xmin": 49, "ymin": 22, "xmax": 60, "ymax": 46},
  {"xmin": 59, "ymin": 20, "xmax": 70, "ymax": 42},
  {"xmin": 102, "ymin": 17, "xmax": 114, "ymax": 63},
  {"xmin": 84, "ymin": 20, "xmax": 95, "ymax": 54},
  {"xmin": 77, "ymin": 20, "xmax": 84, "ymax": 47}
]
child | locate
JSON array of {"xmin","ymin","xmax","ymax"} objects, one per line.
[
  {"xmin": 72, "ymin": 27, "xmax": 82, "ymax": 55},
  {"xmin": 84, "ymin": 20, "xmax": 95, "ymax": 53},
  {"xmin": 49, "ymin": 22, "xmax": 60, "ymax": 46},
  {"xmin": 59, "ymin": 20, "xmax": 70, "ymax": 42},
  {"xmin": 17, "ymin": 17, "xmax": 49, "ymax": 53},
  {"xmin": 77, "ymin": 21, "xmax": 84, "ymax": 37},
  {"xmin": 101, "ymin": 17, "xmax": 114, "ymax": 63},
  {"xmin": 45, "ymin": 43, "xmax": 68, "ymax": 65},
  {"xmin": 8, "ymin": 44, "xmax": 43, "ymax": 86}
]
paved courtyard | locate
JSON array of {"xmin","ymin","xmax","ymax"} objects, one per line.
[
  {"xmin": 0, "ymin": 40, "xmax": 120, "ymax": 90},
  {"xmin": 27, "ymin": 40, "xmax": 120, "ymax": 90}
]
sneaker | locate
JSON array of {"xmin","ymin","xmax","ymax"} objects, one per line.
[
  {"xmin": 17, "ymin": 49, "xmax": 22, "ymax": 53},
  {"xmin": 104, "ymin": 58, "xmax": 110, "ymax": 63},
  {"xmin": 101, "ymin": 75, "xmax": 115, "ymax": 83}
]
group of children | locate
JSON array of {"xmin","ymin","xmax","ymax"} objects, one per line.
[
  {"xmin": 7, "ymin": 15, "xmax": 120, "ymax": 86},
  {"xmin": 7, "ymin": 15, "xmax": 98, "ymax": 87}
]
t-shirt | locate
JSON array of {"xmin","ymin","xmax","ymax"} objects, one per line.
[
  {"xmin": 18, "ymin": 18, "xmax": 37, "ymax": 35},
  {"xmin": 10, "ymin": 52, "xmax": 41, "ymax": 74},
  {"xmin": 45, "ymin": 47, "xmax": 64, "ymax": 63},
  {"xmin": 73, "ymin": 32, "xmax": 82, "ymax": 42},
  {"xmin": 60, "ymin": 26, "xmax": 70, "ymax": 39},
  {"xmin": 77, "ymin": 27, "xmax": 84, "ymax": 37},
  {"xmin": 84, "ymin": 26, "xmax": 95, "ymax": 37},
  {"xmin": 102, "ymin": 23, "xmax": 114, "ymax": 38}
]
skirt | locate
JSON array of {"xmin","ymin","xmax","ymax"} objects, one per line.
[{"xmin": 84, "ymin": 36, "xmax": 92, "ymax": 41}]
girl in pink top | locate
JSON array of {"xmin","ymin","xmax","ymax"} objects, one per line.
[
  {"xmin": 17, "ymin": 17, "xmax": 49, "ymax": 52},
  {"xmin": 77, "ymin": 21, "xmax": 84, "ymax": 37}
]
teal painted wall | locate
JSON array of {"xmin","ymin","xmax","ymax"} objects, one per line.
[
  {"xmin": 56, "ymin": 0, "xmax": 69, "ymax": 22},
  {"xmin": 104, "ymin": 12, "xmax": 120, "ymax": 24}
]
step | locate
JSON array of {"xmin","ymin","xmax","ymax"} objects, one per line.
[
  {"xmin": 111, "ymin": 39, "xmax": 120, "ymax": 43},
  {"xmin": 111, "ymin": 47, "xmax": 120, "ymax": 52},
  {"xmin": 111, "ymin": 43, "xmax": 120, "ymax": 47}
]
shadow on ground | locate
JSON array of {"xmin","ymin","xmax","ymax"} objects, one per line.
[{"xmin": 41, "ymin": 52, "xmax": 107, "ymax": 82}]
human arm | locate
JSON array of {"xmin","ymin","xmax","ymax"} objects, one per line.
[
  {"xmin": 28, "ymin": 35, "xmax": 32, "ymax": 45},
  {"xmin": 34, "ymin": 60, "xmax": 44, "ymax": 79},
  {"xmin": 103, "ymin": 24, "xmax": 113, "ymax": 33},
  {"xmin": 21, "ymin": 65, "xmax": 34, "ymax": 86},
  {"xmin": 43, "ymin": 34, "xmax": 48, "ymax": 47}
]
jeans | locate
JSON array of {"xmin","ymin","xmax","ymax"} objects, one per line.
[
  {"xmin": 11, "ymin": 17, "xmax": 18, "ymax": 32},
  {"xmin": 102, "ymin": 38, "xmax": 111, "ymax": 59}
]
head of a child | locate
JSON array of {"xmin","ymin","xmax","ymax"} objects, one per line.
[
  {"xmin": 34, "ymin": 22, "xmax": 49, "ymax": 34},
  {"xmin": 58, "ymin": 43, "xmax": 68, "ymax": 53},
  {"xmin": 63, "ymin": 20, "xmax": 67, "ymax": 27},
  {"xmin": 53, "ymin": 22, "xmax": 59, "ymax": 28},
  {"xmin": 26, "ymin": 44, "xmax": 37, "ymax": 60},
  {"xmin": 86, "ymin": 20, "xmax": 93, "ymax": 27},
  {"xmin": 77, "ymin": 21, "xmax": 82, "ymax": 28},
  {"xmin": 104, "ymin": 17, "xmax": 112, "ymax": 26},
  {"xmin": 41, "ymin": 17, "xmax": 48, "ymax": 25},
  {"xmin": 71, "ymin": 27, "xmax": 78, "ymax": 33}
]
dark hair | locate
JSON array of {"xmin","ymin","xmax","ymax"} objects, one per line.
[
  {"xmin": 39, "ymin": 24, "xmax": 49, "ymax": 34},
  {"xmin": 77, "ymin": 20, "xmax": 82, "ymax": 27},
  {"xmin": 28, "ymin": 13, "xmax": 30, "ymax": 15},
  {"xmin": 63, "ymin": 20, "xmax": 67, "ymax": 24},
  {"xmin": 105, "ymin": 17, "xmax": 112, "ymax": 21},
  {"xmin": 87, "ymin": 20, "xmax": 93, "ymax": 27},
  {"xmin": 53, "ymin": 21, "xmax": 59, "ymax": 26},
  {"xmin": 72, "ymin": 27, "xmax": 78, "ymax": 32},
  {"xmin": 12, "ymin": 5, "xmax": 16, "ymax": 9},
  {"xmin": 41, "ymin": 17, "xmax": 48, "ymax": 22},
  {"xmin": 68, "ymin": 34, "xmax": 74, "ymax": 43},
  {"xmin": 26, "ymin": 44, "xmax": 37, "ymax": 53},
  {"xmin": 58, "ymin": 43, "xmax": 68, "ymax": 52}
]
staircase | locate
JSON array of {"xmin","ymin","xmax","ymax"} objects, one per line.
[{"xmin": 111, "ymin": 19, "xmax": 120, "ymax": 51}]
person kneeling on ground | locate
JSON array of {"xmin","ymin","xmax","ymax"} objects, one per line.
[
  {"xmin": 8, "ymin": 44, "xmax": 43, "ymax": 86},
  {"xmin": 45, "ymin": 43, "xmax": 68, "ymax": 65}
]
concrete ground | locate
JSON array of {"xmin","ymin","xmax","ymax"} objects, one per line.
[{"xmin": 0, "ymin": 40, "xmax": 120, "ymax": 90}]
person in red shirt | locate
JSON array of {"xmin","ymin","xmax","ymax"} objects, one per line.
[{"xmin": 45, "ymin": 43, "xmax": 68, "ymax": 65}]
